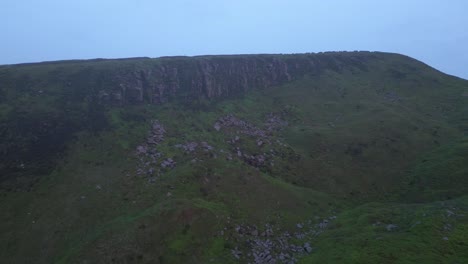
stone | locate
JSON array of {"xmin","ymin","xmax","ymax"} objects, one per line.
[
  {"xmin": 160, "ymin": 158, "xmax": 176, "ymax": 169},
  {"xmin": 148, "ymin": 177, "xmax": 156, "ymax": 183},
  {"xmin": 231, "ymin": 247, "xmax": 242, "ymax": 259},
  {"xmin": 386, "ymin": 224, "xmax": 398, "ymax": 231},
  {"xmin": 318, "ymin": 221, "xmax": 328, "ymax": 229},
  {"xmin": 136, "ymin": 145, "xmax": 147, "ymax": 155},
  {"xmin": 304, "ymin": 242, "xmax": 313, "ymax": 253}
]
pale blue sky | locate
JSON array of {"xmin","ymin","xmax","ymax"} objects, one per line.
[{"xmin": 2, "ymin": 0, "xmax": 467, "ymax": 79}]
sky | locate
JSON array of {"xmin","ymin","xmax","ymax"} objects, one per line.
[{"xmin": 2, "ymin": 0, "xmax": 468, "ymax": 79}]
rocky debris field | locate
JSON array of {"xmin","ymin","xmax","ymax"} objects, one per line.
[
  {"xmin": 135, "ymin": 120, "xmax": 168, "ymax": 180},
  {"xmin": 220, "ymin": 203, "xmax": 468, "ymax": 263},
  {"xmin": 221, "ymin": 216, "xmax": 337, "ymax": 264},
  {"xmin": 214, "ymin": 113, "xmax": 288, "ymax": 140},
  {"xmin": 175, "ymin": 141, "xmax": 214, "ymax": 154},
  {"xmin": 213, "ymin": 113, "xmax": 294, "ymax": 172},
  {"xmin": 134, "ymin": 112, "xmax": 294, "ymax": 181}
]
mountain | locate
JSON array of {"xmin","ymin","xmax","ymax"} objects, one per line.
[{"xmin": 0, "ymin": 52, "xmax": 467, "ymax": 263}]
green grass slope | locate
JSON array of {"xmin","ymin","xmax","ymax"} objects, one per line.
[{"xmin": 0, "ymin": 52, "xmax": 467, "ymax": 263}]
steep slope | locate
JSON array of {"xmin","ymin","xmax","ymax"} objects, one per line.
[{"xmin": 0, "ymin": 52, "xmax": 467, "ymax": 263}]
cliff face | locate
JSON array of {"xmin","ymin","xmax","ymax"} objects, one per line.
[
  {"xmin": 91, "ymin": 52, "xmax": 375, "ymax": 105},
  {"xmin": 2, "ymin": 51, "xmax": 437, "ymax": 108}
]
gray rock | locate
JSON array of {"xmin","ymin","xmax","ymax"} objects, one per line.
[
  {"xmin": 295, "ymin": 233, "xmax": 305, "ymax": 239},
  {"xmin": 318, "ymin": 222, "xmax": 328, "ymax": 229},
  {"xmin": 304, "ymin": 243, "xmax": 313, "ymax": 253},
  {"xmin": 148, "ymin": 177, "xmax": 156, "ymax": 183},
  {"xmin": 386, "ymin": 224, "xmax": 398, "ymax": 231},
  {"xmin": 136, "ymin": 145, "xmax": 147, "ymax": 154},
  {"xmin": 231, "ymin": 247, "xmax": 242, "ymax": 259},
  {"xmin": 446, "ymin": 210, "xmax": 455, "ymax": 217},
  {"xmin": 444, "ymin": 223, "xmax": 452, "ymax": 231},
  {"xmin": 160, "ymin": 158, "xmax": 176, "ymax": 169}
]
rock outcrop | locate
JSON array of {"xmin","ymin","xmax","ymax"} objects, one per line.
[{"xmin": 95, "ymin": 52, "xmax": 374, "ymax": 105}]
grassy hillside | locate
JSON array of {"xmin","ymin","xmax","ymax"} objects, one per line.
[{"xmin": 0, "ymin": 52, "xmax": 467, "ymax": 263}]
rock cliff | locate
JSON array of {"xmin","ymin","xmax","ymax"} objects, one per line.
[{"xmin": 91, "ymin": 52, "xmax": 375, "ymax": 105}]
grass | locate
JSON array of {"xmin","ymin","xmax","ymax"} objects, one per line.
[
  {"xmin": 299, "ymin": 196, "xmax": 468, "ymax": 264},
  {"xmin": 399, "ymin": 136, "xmax": 468, "ymax": 202},
  {"xmin": 0, "ymin": 52, "xmax": 467, "ymax": 263}
]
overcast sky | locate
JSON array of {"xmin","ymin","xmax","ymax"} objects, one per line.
[{"xmin": 2, "ymin": 0, "xmax": 467, "ymax": 79}]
